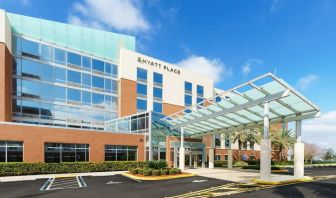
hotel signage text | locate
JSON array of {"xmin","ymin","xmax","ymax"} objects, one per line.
[{"xmin": 137, "ymin": 57, "xmax": 181, "ymax": 75}]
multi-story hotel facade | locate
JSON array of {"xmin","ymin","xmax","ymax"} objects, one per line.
[{"xmin": 0, "ymin": 10, "xmax": 260, "ymax": 166}]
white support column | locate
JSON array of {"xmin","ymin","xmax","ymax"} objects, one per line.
[
  {"xmin": 228, "ymin": 133, "xmax": 233, "ymax": 169},
  {"xmin": 194, "ymin": 154, "xmax": 198, "ymax": 168},
  {"xmin": 174, "ymin": 146, "xmax": 178, "ymax": 168},
  {"xmin": 294, "ymin": 120, "xmax": 304, "ymax": 178},
  {"xmin": 220, "ymin": 133, "xmax": 225, "ymax": 149},
  {"xmin": 179, "ymin": 127, "xmax": 185, "ymax": 170},
  {"xmin": 209, "ymin": 134, "xmax": 215, "ymax": 169},
  {"xmin": 260, "ymin": 101, "xmax": 272, "ymax": 181},
  {"xmin": 148, "ymin": 111, "xmax": 153, "ymax": 161}
]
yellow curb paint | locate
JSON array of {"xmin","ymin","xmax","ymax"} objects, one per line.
[
  {"xmin": 271, "ymin": 170, "xmax": 289, "ymax": 173},
  {"xmin": 252, "ymin": 176, "xmax": 314, "ymax": 185},
  {"xmin": 54, "ymin": 175, "xmax": 77, "ymax": 179},
  {"xmin": 122, "ymin": 172, "xmax": 196, "ymax": 181}
]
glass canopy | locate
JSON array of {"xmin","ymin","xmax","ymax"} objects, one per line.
[{"xmin": 161, "ymin": 73, "xmax": 320, "ymax": 137}]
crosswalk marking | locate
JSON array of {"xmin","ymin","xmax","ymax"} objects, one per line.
[{"xmin": 40, "ymin": 176, "xmax": 87, "ymax": 191}]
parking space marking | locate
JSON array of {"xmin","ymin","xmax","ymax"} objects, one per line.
[{"xmin": 40, "ymin": 176, "xmax": 87, "ymax": 191}]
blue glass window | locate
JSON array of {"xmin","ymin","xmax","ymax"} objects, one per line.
[
  {"xmin": 21, "ymin": 39, "xmax": 39, "ymax": 57},
  {"xmin": 185, "ymin": 95, "xmax": 192, "ymax": 106},
  {"xmin": 82, "ymin": 73, "xmax": 91, "ymax": 88},
  {"xmin": 153, "ymin": 102, "xmax": 162, "ymax": 113},
  {"xmin": 54, "ymin": 67, "xmax": 66, "ymax": 82},
  {"xmin": 40, "ymin": 63, "xmax": 53, "ymax": 82},
  {"xmin": 92, "ymin": 59, "xmax": 104, "ymax": 72},
  {"xmin": 137, "ymin": 83, "xmax": 147, "ymax": 96},
  {"xmin": 197, "ymin": 85, "xmax": 204, "ymax": 96},
  {"xmin": 82, "ymin": 56, "xmax": 91, "ymax": 69},
  {"xmin": 92, "ymin": 93, "xmax": 104, "ymax": 105},
  {"xmin": 105, "ymin": 79, "xmax": 112, "ymax": 91},
  {"xmin": 68, "ymin": 88, "xmax": 81, "ymax": 102},
  {"xmin": 54, "ymin": 86, "xmax": 66, "ymax": 101},
  {"xmin": 153, "ymin": 87, "xmax": 162, "ymax": 99},
  {"xmin": 67, "ymin": 70, "xmax": 81, "ymax": 84},
  {"xmin": 13, "ymin": 36, "xmax": 22, "ymax": 55},
  {"xmin": 153, "ymin": 72, "xmax": 163, "ymax": 85},
  {"xmin": 137, "ymin": 68, "xmax": 147, "ymax": 81},
  {"xmin": 21, "ymin": 59, "xmax": 40, "ymax": 78},
  {"xmin": 54, "ymin": 48, "xmax": 66, "ymax": 65},
  {"xmin": 105, "ymin": 95, "xmax": 112, "ymax": 109},
  {"xmin": 137, "ymin": 99, "xmax": 147, "ymax": 111},
  {"xmin": 215, "ymin": 95, "xmax": 221, "ymax": 103},
  {"xmin": 22, "ymin": 100, "xmax": 39, "ymax": 115},
  {"xmin": 22, "ymin": 80, "xmax": 40, "ymax": 97},
  {"xmin": 92, "ymin": 76, "xmax": 104, "ymax": 89},
  {"xmin": 197, "ymin": 97, "xmax": 203, "ymax": 104},
  {"xmin": 185, "ymin": 81, "xmax": 192, "ymax": 92},
  {"xmin": 40, "ymin": 84, "xmax": 53, "ymax": 100},
  {"xmin": 82, "ymin": 91, "xmax": 91, "ymax": 104},
  {"xmin": 112, "ymin": 80, "xmax": 118, "ymax": 93},
  {"xmin": 111, "ymin": 64, "xmax": 118, "ymax": 76},
  {"xmin": 67, "ymin": 52, "xmax": 81, "ymax": 66},
  {"xmin": 92, "ymin": 110, "xmax": 104, "ymax": 122},
  {"xmin": 40, "ymin": 44, "xmax": 53, "ymax": 61},
  {"xmin": 105, "ymin": 63, "xmax": 112, "ymax": 75}
]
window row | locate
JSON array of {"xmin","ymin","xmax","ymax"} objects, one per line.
[
  {"xmin": 14, "ymin": 58, "xmax": 118, "ymax": 93},
  {"xmin": 14, "ymin": 79, "xmax": 118, "ymax": 110},
  {"xmin": 136, "ymin": 84, "xmax": 162, "ymax": 100},
  {"xmin": 13, "ymin": 36, "xmax": 118, "ymax": 76},
  {"xmin": 13, "ymin": 99, "xmax": 117, "ymax": 124},
  {"xmin": 105, "ymin": 145, "xmax": 137, "ymax": 161}
]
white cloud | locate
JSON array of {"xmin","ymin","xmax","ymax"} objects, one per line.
[
  {"xmin": 68, "ymin": 0, "xmax": 150, "ymax": 33},
  {"xmin": 302, "ymin": 111, "xmax": 336, "ymax": 150},
  {"xmin": 241, "ymin": 59, "xmax": 263, "ymax": 76},
  {"xmin": 176, "ymin": 55, "xmax": 232, "ymax": 84},
  {"xmin": 296, "ymin": 74, "xmax": 319, "ymax": 91}
]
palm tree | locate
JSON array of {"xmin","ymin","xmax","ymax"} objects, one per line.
[
  {"xmin": 232, "ymin": 128, "xmax": 262, "ymax": 160},
  {"xmin": 270, "ymin": 128, "xmax": 296, "ymax": 161}
]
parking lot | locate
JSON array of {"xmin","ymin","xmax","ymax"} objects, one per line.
[{"xmin": 0, "ymin": 167, "xmax": 335, "ymax": 198}]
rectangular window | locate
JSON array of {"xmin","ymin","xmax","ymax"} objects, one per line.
[
  {"xmin": 224, "ymin": 154, "xmax": 228, "ymax": 161},
  {"xmin": 92, "ymin": 76, "xmax": 104, "ymax": 89},
  {"xmin": 153, "ymin": 87, "xmax": 162, "ymax": 100},
  {"xmin": 153, "ymin": 72, "xmax": 163, "ymax": 86},
  {"xmin": 185, "ymin": 81, "xmax": 192, "ymax": 93},
  {"xmin": 137, "ymin": 83, "xmax": 147, "ymax": 97},
  {"xmin": 184, "ymin": 95, "xmax": 192, "ymax": 106},
  {"xmin": 105, "ymin": 79, "xmax": 112, "ymax": 91},
  {"xmin": 153, "ymin": 102, "xmax": 162, "ymax": 113},
  {"xmin": 40, "ymin": 44, "xmax": 53, "ymax": 61},
  {"xmin": 0, "ymin": 141, "xmax": 23, "ymax": 162},
  {"xmin": 197, "ymin": 97, "xmax": 203, "ymax": 104},
  {"xmin": 197, "ymin": 85, "xmax": 204, "ymax": 96},
  {"xmin": 45, "ymin": 143, "xmax": 89, "ymax": 163},
  {"xmin": 54, "ymin": 67, "xmax": 66, "ymax": 82},
  {"xmin": 40, "ymin": 63, "xmax": 53, "ymax": 82},
  {"xmin": 111, "ymin": 64, "xmax": 118, "ymax": 76},
  {"xmin": 137, "ymin": 99, "xmax": 147, "ymax": 112},
  {"xmin": 92, "ymin": 93, "xmax": 104, "ymax": 106},
  {"xmin": 105, "ymin": 63, "xmax": 112, "ymax": 75},
  {"xmin": 21, "ymin": 39, "xmax": 39, "ymax": 57},
  {"xmin": 21, "ymin": 80, "xmax": 40, "ymax": 98},
  {"xmin": 215, "ymin": 154, "xmax": 221, "ymax": 161},
  {"xmin": 21, "ymin": 59, "xmax": 40, "ymax": 79},
  {"xmin": 82, "ymin": 73, "xmax": 91, "ymax": 88},
  {"xmin": 92, "ymin": 59, "xmax": 104, "ymax": 72},
  {"xmin": 67, "ymin": 52, "xmax": 81, "ymax": 66},
  {"xmin": 82, "ymin": 91, "xmax": 91, "ymax": 105},
  {"xmin": 105, "ymin": 145, "xmax": 137, "ymax": 161},
  {"xmin": 67, "ymin": 70, "xmax": 81, "ymax": 84},
  {"xmin": 250, "ymin": 155, "xmax": 255, "ymax": 160},
  {"xmin": 67, "ymin": 88, "xmax": 81, "ymax": 102},
  {"xmin": 54, "ymin": 48, "xmax": 66, "ymax": 65},
  {"xmin": 137, "ymin": 68, "xmax": 147, "ymax": 82},
  {"xmin": 54, "ymin": 86, "xmax": 66, "ymax": 101},
  {"xmin": 82, "ymin": 56, "xmax": 91, "ymax": 70}
]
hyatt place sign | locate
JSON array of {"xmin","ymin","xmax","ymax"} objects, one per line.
[{"xmin": 137, "ymin": 57, "xmax": 181, "ymax": 75}]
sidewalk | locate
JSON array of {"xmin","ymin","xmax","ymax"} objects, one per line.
[{"xmin": 0, "ymin": 171, "xmax": 126, "ymax": 182}]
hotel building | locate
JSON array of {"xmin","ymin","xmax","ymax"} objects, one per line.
[{"xmin": 0, "ymin": 10, "xmax": 260, "ymax": 166}]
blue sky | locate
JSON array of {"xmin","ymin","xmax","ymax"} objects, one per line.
[{"xmin": 1, "ymin": 0, "xmax": 335, "ymax": 149}]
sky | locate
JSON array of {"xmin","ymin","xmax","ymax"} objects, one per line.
[{"xmin": 1, "ymin": 0, "xmax": 335, "ymax": 149}]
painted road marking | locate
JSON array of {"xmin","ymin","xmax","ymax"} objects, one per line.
[
  {"xmin": 107, "ymin": 181, "xmax": 123, "ymax": 185},
  {"xmin": 167, "ymin": 175, "xmax": 336, "ymax": 198},
  {"xmin": 40, "ymin": 176, "xmax": 87, "ymax": 191},
  {"xmin": 192, "ymin": 180, "xmax": 208, "ymax": 183}
]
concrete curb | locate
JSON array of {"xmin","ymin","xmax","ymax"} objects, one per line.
[
  {"xmin": 0, "ymin": 171, "xmax": 126, "ymax": 182},
  {"xmin": 122, "ymin": 172, "xmax": 196, "ymax": 181},
  {"xmin": 252, "ymin": 176, "xmax": 314, "ymax": 185}
]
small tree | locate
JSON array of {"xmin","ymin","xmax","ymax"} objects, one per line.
[
  {"xmin": 323, "ymin": 148, "xmax": 335, "ymax": 162},
  {"xmin": 271, "ymin": 128, "xmax": 296, "ymax": 161},
  {"xmin": 304, "ymin": 142, "xmax": 321, "ymax": 164}
]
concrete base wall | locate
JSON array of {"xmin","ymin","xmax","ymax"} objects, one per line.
[{"xmin": 294, "ymin": 142, "xmax": 305, "ymax": 178}]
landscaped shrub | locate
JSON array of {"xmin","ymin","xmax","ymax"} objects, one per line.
[
  {"xmin": 0, "ymin": 161, "xmax": 147, "ymax": 176},
  {"xmin": 138, "ymin": 169, "xmax": 144, "ymax": 175},
  {"xmin": 168, "ymin": 169, "xmax": 176, "ymax": 175},
  {"xmin": 241, "ymin": 165, "xmax": 281, "ymax": 170},
  {"xmin": 131, "ymin": 168, "xmax": 139, "ymax": 174},
  {"xmin": 234, "ymin": 161, "xmax": 248, "ymax": 167},
  {"xmin": 272, "ymin": 161, "xmax": 294, "ymax": 166},
  {"xmin": 161, "ymin": 169, "xmax": 168, "ymax": 175},
  {"xmin": 245, "ymin": 160, "xmax": 260, "ymax": 165},
  {"xmin": 143, "ymin": 169, "xmax": 152, "ymax": 176},
  {"xmin": 214, "ymin": 160, "xmax": 228, "ymax": 167},
  {"xmin": 174, "ymin": 168, "xmax": 181, "ymax": 174},
  {"xmin": 147, "ymin": 160, "xmax": 168, "ymax": 170},
  {"xmin": 152, "ymin": 170, "xmax": 161, "ymax": 176}
]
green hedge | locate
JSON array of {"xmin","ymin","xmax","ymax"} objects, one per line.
[
  {"xmin": 214, "ymin": 160, "xmax": 228, "ymax": 167},
  {"xmin": 0, "ymin": 161, "xmax": 147, "ymax": 176}
]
